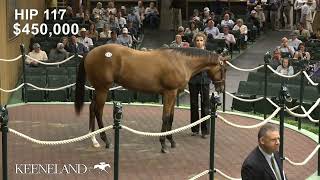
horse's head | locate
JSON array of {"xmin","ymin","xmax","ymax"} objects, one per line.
[{"xmin": 208, "ymin": 54, "xmax": 229, "ymax": 93}]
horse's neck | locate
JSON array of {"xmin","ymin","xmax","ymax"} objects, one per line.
[{"xmin": 188, "ymin": 56, "xmax": 216, "ymax": 75}]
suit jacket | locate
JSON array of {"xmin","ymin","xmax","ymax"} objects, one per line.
[{"xmin": 241, "ymin": 147, "xmax": 286, "ymax": 180}]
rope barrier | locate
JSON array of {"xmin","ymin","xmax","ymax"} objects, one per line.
[
  {"xmin": 0, "ymin": 83, "xmax": 24, "ymax": 93},
  {"xmin": 121, "ymin": 115, "xmax": 210, "ymax": 136},
  {"xmin": 0, "ymin": 55, "xmax": 22, "ymax": 62},
  {"xmin": 85, "ymin": 85, "xmax": 124, "ymax": 91},
  {"xmin": 8, "ymin": 125, "xmax": 113, "ymax": 145},
  {"xmin": 285, "ymin": 98, "xmax": 320, "ymax": 118},
  {"xmin": 27, "ymin": 83, "xmax": 75, "ymax": 91},
  {"xmin": 285, "ymin": 145, "xmax": 320, "ymax": 166},
  {"xmin": 188, "ymin": 170, "xmax": 210, "ymax": 180},
  {"xmin": 300, "ymin": 106, "xmax": 319, "ymax": 123},
  {"xmin": 184, "ymin": 89, "xmax": 190, "ymax": 94},
  {"xmin": 266, "ymin": 98, "xmax": 280, "ymax": 109},
  {"xmin": 78, "ymin": 55, "xmax": 83, "ymax": 58},
  {"xmin": 267, "ymin": 65, "xmax": 301, "ymax": 78},
  {"xmin": 288, "ymin": 105, "xmax": 300, "ymax": 111},
  {"xmin": 25, "ymin": 55, "xmax": 75, "ymax": 65},
  {"xmin": 225, "ymin": 91, "xmax": 264, "ymax": 102},
  {"xmin": 226, "ymin": 61, "xmax": 264, "ymax": 72},
  {"xmin": 215, "ymin": 169, "xmax": 241, "ymax": 180},
  {"xmin": 303, "ymin": 71, "xmax": 319, "ymax": 86},
  {"xmin": 217, "ymin": 107, "xmax": 281, "ymax": 129}
]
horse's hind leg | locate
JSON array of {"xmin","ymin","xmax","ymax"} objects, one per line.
[
  {"xmin": 95, "ymin": 89, "xmax": 111, "ymax": 149},
  {"xmin": 160, "ymin": 90, "xmax": 177, "ymax": 153},
  {"xmin": 89, "ymin": 96, "xmax": 101, "ymax": 148},
  {"xmin": 166, "ymin": 104, "xmax": 176, "ymax": 148}
]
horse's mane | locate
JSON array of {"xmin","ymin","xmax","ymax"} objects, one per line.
[{"xmin": 162, "ymin": 47, "xmax": 216, "ymax": 58}]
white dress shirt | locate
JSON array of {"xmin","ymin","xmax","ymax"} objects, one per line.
[{"xmin": 259, "ymin": 146, "xmax": 286, "ymax": 180}]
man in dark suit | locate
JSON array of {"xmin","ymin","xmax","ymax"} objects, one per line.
[
  {"xmin": 241, "ymin": 124, "xmax": 286, "ymax": 180},
  {"xmin": 66, "ymin": 35, "xmax": 88, "ymax": 55}
]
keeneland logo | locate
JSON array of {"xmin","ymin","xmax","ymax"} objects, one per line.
[{"xmin": 15, "ymin": 162, "xmax": 111, "ymax": 175}]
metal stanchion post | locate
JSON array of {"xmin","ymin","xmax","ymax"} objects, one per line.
[
  {"xmin": 1, "ymin": 105, "xmax": 9, "ymax": 180},
  {"xmin": 113, "ymin": 102, "xmax": 122, "ymax": 180},
  {"xmin": 318, "ymin": 121, "xmax": 320, "ymax": 176},
  {"xmin": 278, "ymin": 84, "xmax": 292, "ymax": 167},
  {"xmin": 20, "ymin": 44, "xmax": 26, "ymax": 103},
  {"xmin": 264, "ymin": 52, "xmax": 271, "ymax": 119},
  {"xmin": 209, "ymin": 92, "xmax": 221, "ymax": 180},
  {"xmin": 298, "ymin": 61, "xmax": 307, "ymax": 130}
]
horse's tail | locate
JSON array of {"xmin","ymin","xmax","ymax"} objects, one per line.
[{"xmin": 75, "ymin": 54, "xmax": 87, "ymax": 115}]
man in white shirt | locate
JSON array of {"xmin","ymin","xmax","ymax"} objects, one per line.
[
  {"xmin": 241, "ymin": 124, "xmax": 286, "ymax": 180},
  {"xmin": 78, "ymin": 28, "xmax": 94, "ymax": 51},
  {"xmin": 288, "ymin": 31, "xmax": 302, "ymax": 50},
  {"xmin": 25, "ymin": 43, "xmax": 48, "ymax": 66},
  {"xmin": 204, "ymin": 20, "xmax": 220, "ymax": 39}
]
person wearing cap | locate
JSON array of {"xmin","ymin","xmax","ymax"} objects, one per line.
[
  {"xmin": 288, "ymin": 31, "xmax": 302, "ymax": 50},
  {"xmin": 107, "ymin": 30, "xmax": 121, "ymax": 44},
  {"xmin": 48, "ymin": 43, "xmax": 69, "ymax": 63},
  {"xmin": 78, "ymin": 28, "xmax": 94, "ymax": 51},
  {"xmin": 25, "ymin": 43, "xmax": 48, "ymax": 66},
  {"xmin": 221, "ymin": 13, "xmax": 234, "ymax": 29},
  {"xmin": 118, "ymin": 28, "xmax": 133, "ymax": 47},
  {"xmin": 92, "ymin": 2, "xmax": 104, "ymax": 17}
]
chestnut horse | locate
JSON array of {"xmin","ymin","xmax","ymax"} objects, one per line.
[{"xmin": 75, "ymin": 44, "xmax": 227, "ymax": 153}]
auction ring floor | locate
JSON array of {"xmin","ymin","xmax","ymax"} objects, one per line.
[{"xmin": 0, "ymin": 104, "xmax": 317, "ymax": 180}]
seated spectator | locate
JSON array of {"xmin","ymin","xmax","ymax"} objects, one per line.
[
  {"xmin": 99, "ymin": 24, "xmax": 111, "ymax": 39},
  {"xmin": 64, "ymin": 6, "xmax": 74, "ymax": 19},
  {"xmin": 25, "ymin": 43, "xmax": 48, "ymax": 66},
  {"xmin": 248, "ymin": 10, "xmax": 260, "ymax": 33},
  {"xmin": 108, "ymin": 14, "xmax": 120, "ymax": 33},
  {"xmin": 60, "ymin": 36, "xmax": 69, "ymax": 51},
  {"xmin": 221, "ymin": 13, "xmax": 234, "ymax": 29},
  {"xmin": 204, "ymin": 20, "xmax": 220, "ymax": 39},
  {"xmin": 288, "ymin": 31, "xmax": 302, "ymax": 50},
  {"xmin": 278, "ymin": 37, "xmax": 295, "ymax": 57},
  {"xmin": 170, "ymin": 34, "xmax": 189, "ymax": 48},
  {"xmin": 78, "ymin": 28, "xmax": 94, "ymax": 50},
  {"xmin": 144, "ymin": 1, "xmax": 160, "ymax": 28},
  {"xmin": 49, "ymin": 43, "xmax": 69, "ymax": 63},
  {"xmin": 88, "ymin": 23, "xmax": 99, "ymax": 43},
  {"xmin": 106, "ymin": 1, "xmax": 117, "ymax": 15},
  {"xmin": 128, "ymin": 8, "xmax": 140, "ymax": 31},
  {"xmin": 134, "ymin": 0, "xmax": 145, "ymax": 23},
  {"xmin": 293, "ymin": 43, "xmax": 311, "ymax": 60},
  {"xmin": 83, "ymin": 10, "xmax": 94, "ymax": 25},
  {"xmin": 107, "ymin": 30, "xmax": 121, "ymax": 44},
  {"xmin": 254, "ymin": 5, "xmax": 265, "ymax": 31},
  {"xmin": 95, "ymin": 15, "xmax": 107, "ymax": 31},
  {"xmin": 276, "ymin": 58, "xmax": 294, "ymax": 75},
  {"xmin": 120, "ymin": 6, "xmax": 127, "ymax": 17},
  {"xmin": 118, "ymin": 28, "xmax": 133, "ymax": 47},
  {"xmin": 185, "ymin": 21, "xmax": 199, "ymax": 40},
  {"xmin": 190, "ymin": 9, "xmax": 201, "ymax": 22},
  {"xmin": 220, "ymin": 26, "xmax": 236, "ymax": 49},
  {"xmin": 92, "ymin": 2, "xmax": 104, "ymax": 17},
  {"xmin": 202, "ymin": 7, "xmax": 211, "ymax": 25},
  {"xmin": 66, "ymin": 35, "xmax": 88, "ymax": 55},
  {"xmin": 127, "ymin": 21, "xmax": 138, "ymax": 41},
  {"xmin": 76, "ymin": 6, "xmax": 85, "ymax": 19},
  {"xmin": 116, "ymin": 11, "xmax": 127, "ymax": 29},
  {"xmin": 294, "ymin": 23, "xmax": 311, "ymax": 40},
  {"xmin": 271, "ymin": 48, "xmax": 282, "ymax": 68},
  {"xmin": 232, "ymin": 19, "xmax": 248, "ymax": 44}
]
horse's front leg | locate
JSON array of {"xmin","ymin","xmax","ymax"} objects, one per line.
[
  {"xmin": 166, "ymin": 103, "xmax": 176, "ymax": 148},
  {"xmin": 160, "ymin": 90, "xmax": 177, "ymax": 153},
  {"xmin": 89, "ymin": 99, "xmax": 101, "ymax": 148}
]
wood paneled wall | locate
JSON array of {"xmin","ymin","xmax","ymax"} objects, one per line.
[{"xmin": 0, "ymin": 0, "xmax": 45, "ymax": 105}]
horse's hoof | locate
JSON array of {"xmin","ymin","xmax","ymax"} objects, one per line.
[
  {"xmin": 171, "ymin": 141, "xmax": 176, "ymax": 148},
  {"xmin": 93, "ymin": 142, "xmax": 101, "ymax": 148},
  {"xmin": 161, "ymin": 147, "xmax": 169, "ymax": 153},
  {"xmin": 105, "ymin": 143, "xmax": 112, "ymax": 149}
]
